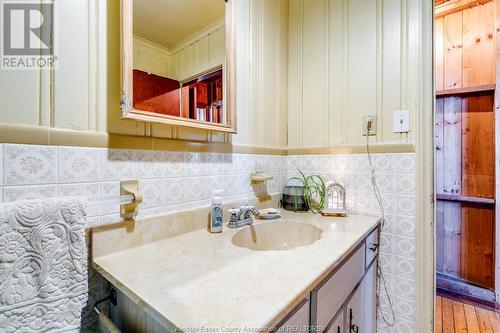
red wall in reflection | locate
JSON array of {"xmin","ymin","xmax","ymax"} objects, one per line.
[{"xmin": 133, "ymin": 69, "xmax": 181, "ymax": 117}]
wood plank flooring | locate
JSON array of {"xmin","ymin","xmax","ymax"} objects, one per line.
[{"xmin": 435, "ymin": 295, "xmax": 500, "ymax": 332}]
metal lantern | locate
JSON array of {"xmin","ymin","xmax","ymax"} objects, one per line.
[{"xmin": 321, "ymin": 182, "xmax": 347, "ymax": 217}]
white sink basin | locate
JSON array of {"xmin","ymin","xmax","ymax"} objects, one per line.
[{"xmin": 231, "ymin": 221, "xmax": 323, "ymax": 251}]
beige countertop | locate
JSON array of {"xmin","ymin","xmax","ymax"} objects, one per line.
[{"xmin": 92, "ymin": 210, "xmax": 380, "ymax": 332}]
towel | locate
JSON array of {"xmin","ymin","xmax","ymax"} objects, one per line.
[{"xmin": 0, "ymin": 197, "xmax": 88, "ymax": 333}]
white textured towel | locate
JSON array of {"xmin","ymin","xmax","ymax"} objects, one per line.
[{"xmin": 0, "ymin": 197, "xmax": 88, "ymax": 333}]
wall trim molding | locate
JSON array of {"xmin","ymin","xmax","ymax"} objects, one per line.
[
  {"xmin": 287, "ymin": 143, "xmax": 415, "ymax": 154},
  {"xmin": 0, "ymin": 123, "xmax": 416, "ymax": 155}
]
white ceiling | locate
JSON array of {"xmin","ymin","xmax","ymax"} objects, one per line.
[{"xmin": 133, "ymin": 0, "xmax": 225, "ymax": 50}]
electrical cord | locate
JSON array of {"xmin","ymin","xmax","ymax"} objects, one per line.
[{"xmin": 366, "ymin": 120, "xmax": 396, "ymax": 327}]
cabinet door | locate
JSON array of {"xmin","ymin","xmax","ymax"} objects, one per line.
[
  {"xmin": 346, "ymin": 284, "xmax": 363, "ymax": 333},
  {"xmin": 360, "ymin": 261, "xmax": 377, "ymax": 333},
  {"xmin": 279, "ymin": 298, "xmax": 310, "ymax": 332},
  {"xmin": 326, "ymin": 309, "xmax": 344, "ymax": 333},
  {"xmin": 346, "ymin": 261, "xmax": 377, "ymax": 333}
]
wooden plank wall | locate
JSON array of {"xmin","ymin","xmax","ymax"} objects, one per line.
[{"xmin": 435, "ymin": 1, "xmax": 496, "ymax": 289}]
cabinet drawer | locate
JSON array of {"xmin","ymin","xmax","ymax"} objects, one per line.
[
  {"xmin": 316, "ymin": 246, "xmax": 365, "ymax": 330},
  {"xmin": 365, "ymin": 228, "xmax": 379, "ymax": 268}
]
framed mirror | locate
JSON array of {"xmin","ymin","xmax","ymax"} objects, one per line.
[{"xmin": 120, "ymin": 0, "xmax": 236, "ymax": 133}]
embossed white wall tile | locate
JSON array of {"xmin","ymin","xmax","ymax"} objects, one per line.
[
  {"xmin": 206, "ymin": 176, "xmax": 225, "ymax": 194},
  {"xmin": 162, "ymin": 151, "xmax": 186, "ymax": 177},
  {"xmin": 376, "ymin": 193, "xmax": 396, "ymax": 214},
  {"xmin": 224, "ymin": 174, "xmax": 239, "ymax": 196},
  {"xmin": 352, "ymin": 174, "xmax": 371, "ymax": 191},
  {"xmin": 4, "ymin": 144, "xmax": 58, "ymax": 185},
  {"xmin": 134, "ymin": 150, "xmax": 162, "ymax": 179},
  {"xmin": 287, "ymin": 155, "xmax": 299, "ymax": 171},
  {"xmin": 185, "ymin": 152, "xmax": 207, "ymax": 176},
  {"xmin": 59, "ymin": 147, "xmax": 100, "ymax": 183},
  {"xmin": 222, "ymin": 153, "xmax": 235, "ymax": 173},
  {"xmin": 385, "ymin": 215, "xmax": 416, "ymax": 238},
  {"xmin": 386, "ymin": 274, "xmax": 417, "ymax": 300},
  {"xmin": 139, "ymin": 179, "xmax": 164, "ymax": 208},
  {"xmin": 58, "ymin": 183, "xmax": 100, "ymax": 216},
  {"xmin": 3, "ymin": 185, "xmax": 58, "ymax": 202},
  {"xmin": 377, "ymin": 312, "xmax": 416, "ymax": 333},
  {"xmin": 352, "ymin": 155, "xmax": 370, "ymax": 173},
  {"xmin": 374, "ymin": 174, "xmax": 395, "ymax": 194},
  {"xmin": 395, "ymin": 194, "xmax": 416, "ymax": 216},
  {"xmin": 99, "ymin": 181, "xmax": 120, "ymax": 215},
  {"xmin": 385, "ymin": 254, "xmax": 416, "ymax": 279},
  {"xmin": 101, "ymin": 149, "xmax": 136, "ymax": 181},
  {"xmin": 182, "ymin": 177, "xmax": 207, "ymax": 202},
  {"xmin": 163, "ymin": 178, "xmax": 185, "ymax": 205},
  {"xmin": 395, "ymin": 174, "xmax": 416, "ymax": 195},
  {"xmin": 372, "ymin": 155, "xmax": 395, "ymax": 174},
  {"xmin": 395, "ymin": 154, "xmax": 416, "ymax": 174},
  {"xmin": 287, "ymin": 152, "xmax": 417, "ymax": 332},
  {"xmin": 206, "ymin": 153, "xmax": 226, "ymax": 175}
]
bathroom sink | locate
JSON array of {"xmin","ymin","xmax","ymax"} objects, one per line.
[{"xmin": 231, "ymin": 221, "xmax": 323, "ymax": 251}]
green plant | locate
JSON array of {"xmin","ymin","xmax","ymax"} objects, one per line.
[{"xmin": 285, "ymin": 170, "xmax": 326, "ymax": 213}]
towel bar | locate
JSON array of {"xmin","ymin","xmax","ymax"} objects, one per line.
[{"xmin": 93, "ymin": 289, "xmax": 117, "ymax": 315}]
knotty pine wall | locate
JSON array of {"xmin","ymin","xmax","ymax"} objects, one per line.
[
  {"xmin": 287, "ymin": 0, "xmax": 422, "ymax": 147},
  {"xmin": 434, "ymin": 1, "xmax": 496, "ymax": 289},
  {"xmin": 0, "ymin": 0, "xmax": 289, "ymax": 148}
]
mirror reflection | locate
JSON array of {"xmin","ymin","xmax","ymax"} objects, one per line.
[{"xmin": 132, "ymin": 0, "xmax": 226, "ymax": 125}]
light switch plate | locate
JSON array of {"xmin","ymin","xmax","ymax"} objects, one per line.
[{"xmin": 393, "ymin": 110, "xmax": 410, "ymax": 133}]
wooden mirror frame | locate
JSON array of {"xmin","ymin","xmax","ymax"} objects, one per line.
[{"xmin": 120, "ymin": 0, "xmax": 236, "ymax": 133}]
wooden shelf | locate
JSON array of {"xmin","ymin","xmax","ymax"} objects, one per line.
[
  {"xmin": 436, "ymin": 84, "xmax": 495, "ymax": 97},
  {"xmin": 435, "ymin": 0, "xmax": 492, "ymax": 18},
  {"xmin": 436, "ymin": 193, "xmax": 495, "ymax": 205}
]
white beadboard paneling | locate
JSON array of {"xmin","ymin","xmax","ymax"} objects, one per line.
[
  {"xmin": 250, "ymin": 0, "xmax": 264, "ymax": 145},
  {"xmin": 288, "ymin": 0, "xmax": 415, "ymax": 147},
  {"xmin": 261, "ymin": 0, "xmax": 278, "ymax": 146},
  {"xmin": 302, "ymin": 0, "xmax": 329, "ymax": 146},
  {"xmin": 347, "ymin": 0, "xmax": 377, "ymax": 144},
  {"xmin": 381, "ymin": 0, "xmax": 402, "ymax": 142},
  {"xmin": 54, "ymin": 0, "xmax": 90, "ymax": 130},
  {"xmin": 0, "ymin": 71, "xmax": 40, "ymax": 125}
]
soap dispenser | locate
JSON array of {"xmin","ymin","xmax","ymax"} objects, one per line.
[{"xmin": 209, "ymin": 190, "xmax": 224, "ymax": 233}]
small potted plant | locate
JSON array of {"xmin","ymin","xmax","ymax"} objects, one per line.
[{"xmin": 282, "ymin": 170, "xmax": 326, "ymax": 213}]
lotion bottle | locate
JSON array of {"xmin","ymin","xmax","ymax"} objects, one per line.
[{"xmin": 209, "ymin": 190, "xmax": 224, "ymax": 233}]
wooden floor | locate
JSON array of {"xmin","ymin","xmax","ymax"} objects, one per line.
[{"xmin": 435, "ymin": 295, "xmax": 500, "ymax": 332}]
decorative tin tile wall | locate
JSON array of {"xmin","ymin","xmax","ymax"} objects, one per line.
[{"xmin": 287, "ymin": 153, "xmax": 417, "ymax": 333}]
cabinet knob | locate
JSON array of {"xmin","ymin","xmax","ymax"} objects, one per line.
[{"xmin": 369, "ymin": 243, "xmax": 379, "ymax": 252}]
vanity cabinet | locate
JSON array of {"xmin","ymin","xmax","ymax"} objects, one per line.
[
  {"xmin": 306, "ymin": 227, "xmax": 379, "ymax": 333},
  {"xmin": 325, "ymin": 310, "xmax": 344, "ymax": 333}
]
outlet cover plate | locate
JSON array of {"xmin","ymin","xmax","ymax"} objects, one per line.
[{"xmin": 363, "ymin": 115, "xmax": 377, "ymax": 136}]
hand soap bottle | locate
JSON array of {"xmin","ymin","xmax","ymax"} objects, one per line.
[{"xmin": 209, "ymin": 190, "xmax": 224, "ymax": 233}]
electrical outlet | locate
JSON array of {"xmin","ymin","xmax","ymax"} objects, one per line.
[
  {"xmin": 393, "ymin": 110, "xmax": 410, "ymax": 133},
  {"xmin": 363, "ymin": 115, "xmax": 377, "ymax": 136}
]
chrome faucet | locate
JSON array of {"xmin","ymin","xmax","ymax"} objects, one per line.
[{"xmin": 227, "ymin": 206, "xmax": 260, "ymax": 228}]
